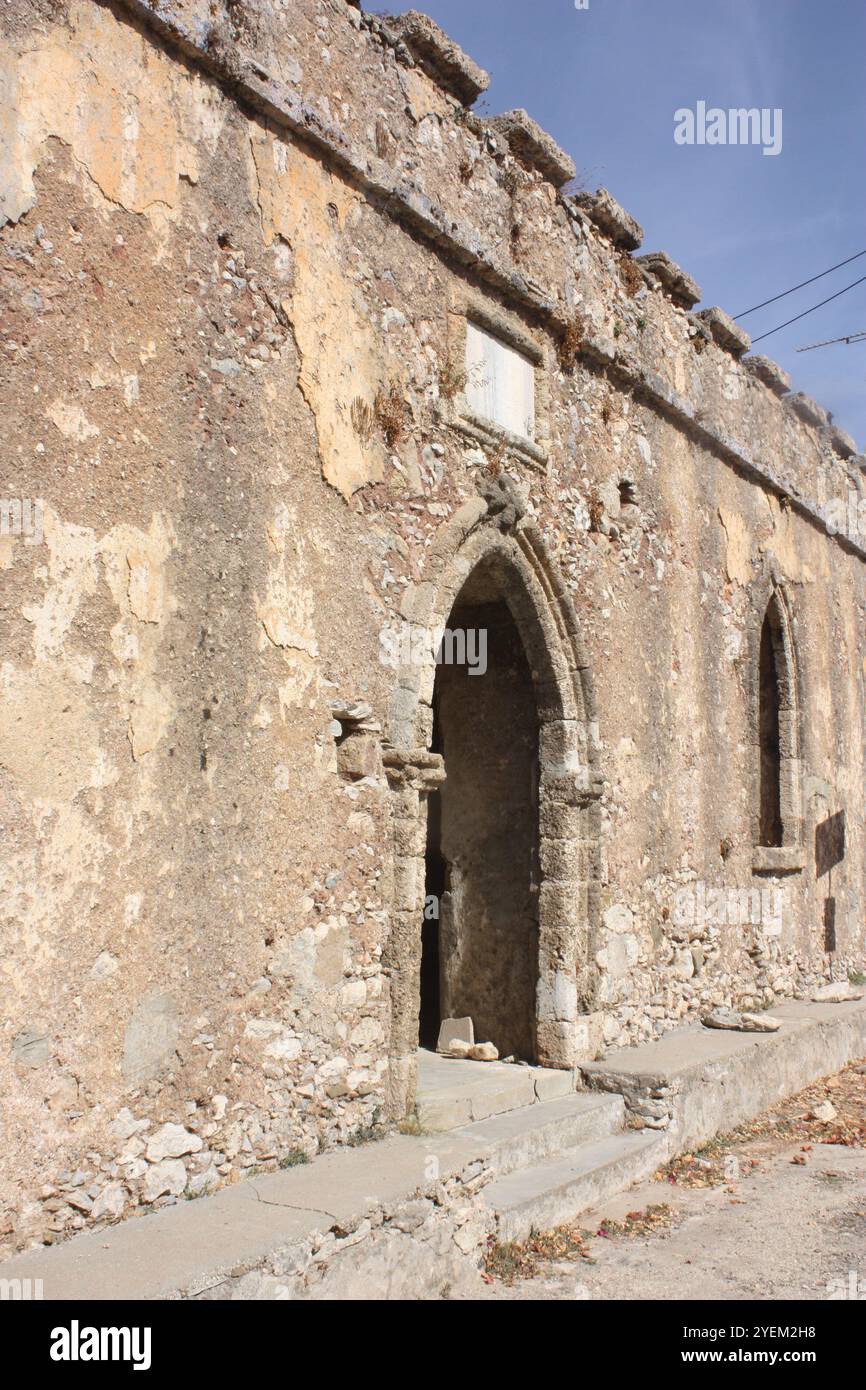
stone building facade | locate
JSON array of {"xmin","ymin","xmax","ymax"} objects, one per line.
[{"xmin": 1, "ymin": 0, "xmax": 864, "ymax": 1252}]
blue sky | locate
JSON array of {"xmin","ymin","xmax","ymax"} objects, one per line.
[{"xmin": 409, "ymin": 0, "xmax": 866, "ymax": 446}]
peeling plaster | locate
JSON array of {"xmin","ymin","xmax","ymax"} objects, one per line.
[{"xmin": 249, "ymin": 130, "xmax": 385, "ymax": 499}]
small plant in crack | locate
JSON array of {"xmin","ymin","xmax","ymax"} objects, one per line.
[
  {"xmin": 373, "ymin": 382, "xmax": 407, "ymax": 449},
  {"xmin": 351, "ymin": 396, "xmax": 375, "ymax": 443},
  {"xmin": 437, "ymin": 359, "xmax": 466, "ymax": 401},
  {"xmin": 279, "ymin": 1147, "xmax": 310, "ymax": 1169}
]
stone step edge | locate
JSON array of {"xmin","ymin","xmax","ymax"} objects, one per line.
[
  {"xmin": 446, "ymin": 1091, "xmax": 627, "ymax": 1176},
  {"xmin": 486, "ymin": 1131, "xmax": 669, "ymax": 1243}
]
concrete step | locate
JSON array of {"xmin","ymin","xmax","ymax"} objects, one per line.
[
  {"xmin": 450, "ymin": 1091, "xmax": 626, "ymax": 1177},
  {"xmin": 485, "ymin": 1130, "xmax": 668, "ymax": 1243},
  {"xmin": 414, "ymin": 1049, "xmax": 577, "ymax": 1131}
]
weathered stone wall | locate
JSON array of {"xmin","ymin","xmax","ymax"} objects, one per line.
[{"xmin": 1, "ymin": 0, "xmax": 864, "ymax": 1254}]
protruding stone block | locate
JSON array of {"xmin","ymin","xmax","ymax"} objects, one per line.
[
  {"xmin": 697, "ymin": 306, "xmax": 751, "ymax": 357},
  {"xmin": 389, "ymin": 12, "xmax": 489, "ymax": 105},
  {"xmin": 336, "ymin": 730, "xmax": 381, "ymax": 780},
  {"xmin": 490, "ymin": 109, "xmax": 576, "ymax": 188},
  {"xmin": 702, "ymin": 1008, "xmax": 780, "ymax": 1032},
  {"xmin": 436, "ymin": 1017, "xmax": 474, "ymax": 1053},
  {"xmin": 330, "ymin": 698, "xmax": 374, "ymax": 724},
  {"xmin": 786, "ymin": 391, "xmax": 829, "ymax": 430},
  {"xmin": 811, "ymin": 981, "xmax": 865, "ymax": 1003},
  {"xmin": 824, "ymin": 423, "xmax": 858, "ymax": 459},
  {"xmin": 572, "ymin": 187, "xmax": 644, "ymax": 250},
  {"xmin": 122, "ymin": 991, "xmax": 178, "ymax": 1085},
  {"xmin": 635, "ymin": 251, "xmax": 701, "ymax": 308},
  {"xmin": 745, "ymin": 354, "xmax": 791, "ymax": 396}
]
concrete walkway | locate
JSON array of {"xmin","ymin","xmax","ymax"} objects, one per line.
[
  {"xmin": 583, "ymin": 999, "xmax": 866, "ymax": 1149},
  {"xmin": 0, "ymin": 1124, "xmax": 488, "ymax": 1300}
]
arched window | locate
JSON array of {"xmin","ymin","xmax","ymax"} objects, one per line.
[
  {"xmin": 753, "ymin": 588, "xmax": 804, "ymax": 871},
  {"xmin": 758, "ymin": 605, "xmax": 783, "ymax": 846}
]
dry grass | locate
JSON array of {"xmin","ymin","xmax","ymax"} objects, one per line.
[
  {"xmin": 595, "ymin": 1203, "xmax": 680, "ymax": 1240},
  {"xmin": 350, "ymin": 396, "xmax": 374, "ymax": 443},
  {"xmin": 483, "ymin": 1225, "xmax": 594, "ymax": 1286},
  {"xmin": 373, "ymin": 382, "xmax": 407, "ymax": 449},
  {"xmin": 437, "ymin": 359, "xmax": 466, "ymax": 401},
  {"xmin": 619, "ymin": 254, "xmax": 644, "ymax": 297},
  {"xmin": 374, "ymin": 118, "xmax": 391, "ymax": 160},
  {"xmin": 483, "ymin": 1202, "xmax": 680, "ymax": 1286},
  {"xmin": 556, "ymin": 311, "xmax": 588, "ymax": 370},
  {"xmin": 483, "ymin": 438, "xmax": 508, "ymax": 478}
]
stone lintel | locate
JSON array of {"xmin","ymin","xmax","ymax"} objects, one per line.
[
  {"xmin": 490, "ymin": 108, "xmax": 576, "ymax": 188},
  {"xmin": 635, "ymin": 251, "xmax": 701, "ymax": 309},
  {"xmin": 388, "ymin": 11, "xmax": 489, "ymax": 105},
  {"xmin": 571, "ymin": 187, "xmax": 644, "ymax": 251},
  {"xmin": 745, "ymin": 354, "xmax": 791, "ymax": 396},
  {"xmin": 697, "ymin": 306, "xmax": 751, "ymax": 358}
]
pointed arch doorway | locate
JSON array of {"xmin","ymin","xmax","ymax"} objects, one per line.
[
  {"xmin": 419, "ymin": 554, "xmax": 541, "ymax": 1060},
  {"xmin": 384, "ymin": 490, "xmax": 602, "ymax": 1118}
]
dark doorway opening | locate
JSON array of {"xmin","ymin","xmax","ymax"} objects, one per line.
[{"xmin": 418, "ymin": 561, "xmax": 540, "ymax": 1060}]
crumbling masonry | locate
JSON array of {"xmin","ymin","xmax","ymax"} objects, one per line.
[{"xmin": 1, "ymin": 0, "xmax": 864, "ymax": 1253}]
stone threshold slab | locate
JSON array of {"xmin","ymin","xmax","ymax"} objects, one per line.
[{"xmin": 415, "ymin": 1048, "xmax": 576, "ymax": 1130}]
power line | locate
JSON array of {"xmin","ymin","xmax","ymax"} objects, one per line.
[
  {"xmin": 750, "ymin": 274, "xmax": 866, "ymax": 345},
  {"xmin": 735, "ymin": 248, "xmax": 866, "ymax": 318},
  {"xmin": 796, "ymin": 330, "xmax": 866, "ymax": 353}
]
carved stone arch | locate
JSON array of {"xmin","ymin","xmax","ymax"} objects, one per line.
[
  {"xmin": 383, "ymin": 492, "xmax": 602, "ymax": 1118},
  {"xmin": 749, "ymin": 575, "xmax": 804, "ymax": 873}
]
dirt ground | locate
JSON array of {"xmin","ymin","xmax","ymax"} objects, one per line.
[{"xmin": 475, "ymin": 1061, "xmax": 866, "ymax": 1301}]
